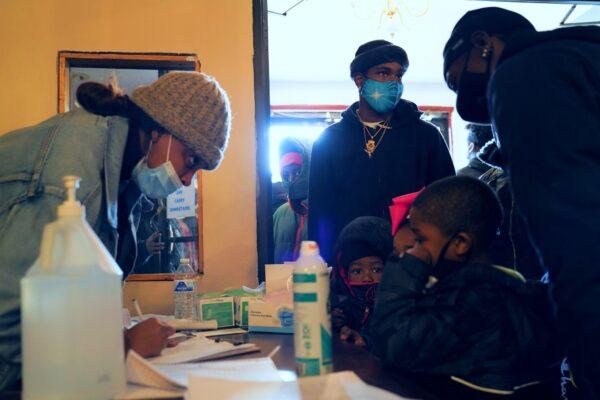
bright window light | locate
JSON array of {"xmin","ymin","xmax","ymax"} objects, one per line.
[{"xmin": 269, "ymin": 124, "xmax": 326, "ymax": 183}]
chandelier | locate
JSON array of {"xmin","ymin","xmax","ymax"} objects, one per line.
[{"xmin": 352, "ymin": 0, "xmax": 430, "ymax": 40}]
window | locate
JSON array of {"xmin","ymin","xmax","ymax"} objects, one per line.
[{"xmin": 58, "ymin": 51, "xmax": 203, "ymax": 280}]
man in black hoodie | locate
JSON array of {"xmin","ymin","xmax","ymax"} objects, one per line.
[
  {"xmin": 309, "ymin": 40, "xmax": 455, "ymax": 265},
  {"xmin": 443, "ymin": 8, "xmax": 600, "ymax": 397}
]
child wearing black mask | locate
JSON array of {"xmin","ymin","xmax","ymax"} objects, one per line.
[
  {"xmin": 370, "ymin": 176, "xmax": 561, "ymax": 398},
  {"xmin": 330, "ymin": 217, "xmax": 392, "ymax": 347}
]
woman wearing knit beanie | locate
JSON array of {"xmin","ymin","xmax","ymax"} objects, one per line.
[{"xmin": 0, "ymin": 72, "xmax": 231, "ymax": 388}]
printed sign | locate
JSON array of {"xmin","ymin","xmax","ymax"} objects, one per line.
[{"xmin": 167, "ymin": 185, "xmax": 196, "ymax": 219}]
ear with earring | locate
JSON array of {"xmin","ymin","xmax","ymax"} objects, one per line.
[{"xmin": 481, "ymin": 47, "xmax": 491, "ymax": 59}]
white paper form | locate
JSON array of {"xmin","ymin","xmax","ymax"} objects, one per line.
[
  {"xmin": 186, "ymin": 370, "xmax": 417, "ymax": 400},
  {"xmin": 149, "ymin": 335, "xmax": 258, "ymax": 365},
  {"xmin": 155, "ymin": 357, "xmax": 282, "ymax": 387}
]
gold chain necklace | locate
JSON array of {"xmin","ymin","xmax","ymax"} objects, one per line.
[{"xmin": 357, "ymin": 111, "xmax": 392, "ymax": 159}]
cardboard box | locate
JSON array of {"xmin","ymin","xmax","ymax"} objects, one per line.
[
  {"xmin": 248, "ymin": 299, "xmax": 294, "ymax": 334},
  {"xmin": 265, "ymin": 264, "xmax": 294, "ymax": 294},
  {"xmin": 248, "ymin": 264, "xmax": 295, "ymax": 333},
  {"xmin": 234, "ymin": 295, "xmax": 262, "ymax": 328},
  {"xmin": 197, "ymin": 297, "xmax": 234, "ymax": 328}
]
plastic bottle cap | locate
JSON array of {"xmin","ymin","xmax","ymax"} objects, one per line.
[
  {"xmin": 300, "ymin": 241, "xmax": 320, "ymax": 257},
  {"xmin": 57, "ymin": 176, "xmax": 84, "ymax": 217}
]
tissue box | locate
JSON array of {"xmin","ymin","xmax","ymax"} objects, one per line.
[
  {"xmin": 248, "ymin": 299, "xmax": 294, "ymax": 334},
  {"xmin": 197, "ymin": 297, "xmax": 234, "ymax": 328},
  {"xmin": 265, "ymin": 264, "xmax": 294, "ymax": 294},
  {"xmin": 234, "ymin": 295, "xmax": 262, "ymax": 328}
]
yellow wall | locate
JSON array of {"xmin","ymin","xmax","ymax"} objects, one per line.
[{"xmin": 0, "ymin": 0, "xmax": 258, "ymax": 306}]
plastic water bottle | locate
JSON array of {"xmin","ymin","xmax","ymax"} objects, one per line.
[
  {"xmin": 21, "ymin": 176, "xmax": 125, "ymax": 399},
  {"xmin": 293, "ymin": 241, "xmax": 332, "ymax": 376},
  {"xmin": 174, "ymin": 258, "xmax": 197, "ymax": 320}
]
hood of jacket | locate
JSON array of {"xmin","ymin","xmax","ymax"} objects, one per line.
[
  {"xmin": 499, "ymin": 25, "xmax": 600, "ymax": 67},
  {"xmin": 279, "ymin": 136, "xmax": 312, "ymax": 202}
]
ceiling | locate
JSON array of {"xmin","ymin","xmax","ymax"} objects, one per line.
[{"xmin": 267, "ymin": 0, "xmax": 581, "ymax": 84}]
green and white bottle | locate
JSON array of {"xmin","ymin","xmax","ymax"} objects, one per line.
[{"xmin": 293, "ymin": 241, "xmax": 332, "ymax": 377}]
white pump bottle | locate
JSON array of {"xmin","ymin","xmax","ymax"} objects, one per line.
[{"xmin": 21, "ymin": 176, "xmax": 126, "ymax": 400}]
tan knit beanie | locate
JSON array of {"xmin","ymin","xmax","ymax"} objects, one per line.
[{"xmin": 131, "ymin": 72, "xmax": 231, "ymax": 170}]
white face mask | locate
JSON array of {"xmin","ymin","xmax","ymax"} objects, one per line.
[{"xmin": 132, "ymin": 135, "xmax": 183, "ymax": 199}]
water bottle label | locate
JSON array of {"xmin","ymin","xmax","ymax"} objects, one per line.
[{"xmin": 174, "ymin": 280, "xmax": 194, "ymax": 292}]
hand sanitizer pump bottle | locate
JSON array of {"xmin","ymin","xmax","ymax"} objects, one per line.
[{"xmin": 21, "ymin": 176, "xmax": 126, "ymax": 400}]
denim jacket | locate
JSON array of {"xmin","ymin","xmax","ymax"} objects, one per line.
[{"xmin": 0, "ymin": 108, "xmax": 129, "ymax": 390}]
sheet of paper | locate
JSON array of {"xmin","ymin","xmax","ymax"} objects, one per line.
[
  {"xmin": 186, "ymin": 370, "xmax": 414, "ymax": 400},
  {"xmin": 149, "ymin": 335, "xmax": 258, "ymax": 365},
  {"xmin": 298, "ymin": 371, "xmax": 413, "ymax": 400},
  {"xmin": 154, "ymin": 357, "xmax": 282, "ymax": 387},
  {"xmin": 134, "ymin": 314, "xmax": 218, "ymax": 331},
  {"xmin": 126, "ymin": 350, "xmax": 186, "ymax": 390},
  {"xmin": 187, "ymin": 376, "xmax": 301, "ymax": 400},
  {"xmin": 116, "ymin": 384, "xmax": 183, "ymax": 400}
]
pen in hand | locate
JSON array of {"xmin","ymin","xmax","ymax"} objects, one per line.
[{"xmin": 132, "ymin": 299, "xmax": 145, "ymax": 321}]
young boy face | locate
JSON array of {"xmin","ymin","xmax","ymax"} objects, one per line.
[
  {"xmin": 393, "ymin": 224, "xmax": 416, "ymax": 256},
  {"xmin": 408, "ymin": 209, "xmax": 452, "ymax": 266},
  {"xmin": 348, "ymin": 256, "xmax": 384, "ymax": 284}
]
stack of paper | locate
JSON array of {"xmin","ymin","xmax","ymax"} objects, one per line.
[
  {"xmin": 118, "ymin": 351, "xmax": 282, "ymax": 400},
  {"xmin": 149, "ymin": 334, "xmax": 258, "ymax": 364},
  {"xmin": 186, "ymin": 370, "xmax": 413, "ymax": 400}
]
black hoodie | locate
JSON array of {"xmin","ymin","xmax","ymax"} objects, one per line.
[
  {"xmin": 308, "ymin": 100, "xmax": 455, "ymax": 264},
  {"xmin": 488, "ymin": 25, "xmax": 600, "ymax": 396}
]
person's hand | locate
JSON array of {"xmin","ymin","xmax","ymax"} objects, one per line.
[
  {"xmin": 340, "ymin": 326, "xmax": 366, "ymax": 346},
  {"xmin": 145, "ymin": 232, "xmax": 164, "ymax": 255},
  {"xmin": 124, "ymin": 318, "xmax": 175, "ymax": 358},
  {"xmin": 406, "ymin": 245, "xmax": 433, "ymax": 265},
  {"xmin": 331, "ymin": 308, "xmax": 348, "ymax": 330}
]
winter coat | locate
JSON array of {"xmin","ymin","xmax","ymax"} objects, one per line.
[
  {"xmin": 488, "ymin": 26, "xmax": 600, "ymax": 395},
  {"xmin": 308, "ymin": 100, "xmax": 455, "ymax": 264},
  {"xmin": 370, "ymin": 254, "xmax": 561, "ymax": 394},
  {"xmin": 330, "ymin": 216, "xmax": 392, "ymax": 339},
  {"xmin": 476, "ymin": 141, "xmax": 544, "ymax": 280},
  {"xmin": 0, "ymin": 108, "xmax": 142, "ymax": 390},
  {"xmin": 273, "ymin": 137, "xmax": 311, "ymax": 263},
  {"xmin": 457, "ymin": 156, "xmax": 489, "ymax": 179}
]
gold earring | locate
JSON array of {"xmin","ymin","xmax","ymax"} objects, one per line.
[{"xmin": 481, "ymin": 48, "xmax": 490, "ymax": 58}]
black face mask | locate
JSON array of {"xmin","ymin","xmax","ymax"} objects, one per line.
[
  {"xmin": 431, "ymin": 234, "xmax": 470, "ymax": 281},
  {"xmin": 456, "ymin": 49, "xmax": 492, "ymax": 124},
  {"xmin": 288, "ymin": 176, "xmax": 308, "ymax": 202}
]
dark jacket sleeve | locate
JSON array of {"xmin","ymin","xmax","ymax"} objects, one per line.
[
  {"xmin": 370, "ymin": 255, "xmax": 478, "ymax": 373},
  {"xmin": 490, "ymin": 48, "xmax": 600, "ymax": 316},
  {"xmin": 425, "ymin": 124, "xmax": 456, "ymax": 184},
  {"xmin": 308, "ymin": 132, "xmax": 336, "ymax": 263}
]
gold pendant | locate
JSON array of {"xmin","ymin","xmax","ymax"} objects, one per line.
[{"xmin": 365, "ymin": 139, "xmax": 376, "ymax": 159}]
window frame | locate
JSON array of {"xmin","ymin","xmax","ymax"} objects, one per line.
[{"xmin": 57, "ymin": 51, "xmax": 204, "ymax": 281}]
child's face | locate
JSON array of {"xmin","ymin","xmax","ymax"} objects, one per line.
[
  {"xmin": 348, "ymin": 256, "xmax": 384, "ymax": 284},
  {"xmin": 393, "ymin": 224, "xmax": 416, "ymax": 256},
  {"xmin": 408, "ymin": 209, "xmax": 451, "ymax": 266}
]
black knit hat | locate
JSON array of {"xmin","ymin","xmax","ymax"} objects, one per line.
[
  {"xmin": 443, "ymin": 7, "xmax": 535, "ymax": 76},
  {"xmin": 467, "ymin": 123, "xmax": 494, "ymax": 147},
  {"xmin": 350, "ymin": 40, "xmax": 409, "ymax": 78},
  {"xmin": 335, "ymin": 216, "xmax": 393, "ymax": 269}
]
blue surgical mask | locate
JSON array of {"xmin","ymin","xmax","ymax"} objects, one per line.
[
  {"xmin": 132, "ymin": 135, "xmax": 183, "ymax": 199},
  {"xmin": 360, "ymin": 79, "xmax": 403, "ymax": 114}
]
